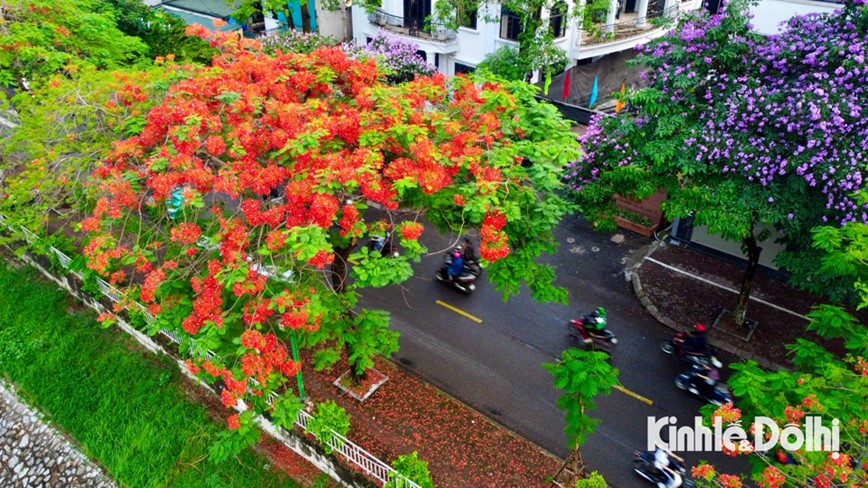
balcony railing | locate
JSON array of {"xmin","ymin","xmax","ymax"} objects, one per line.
[
  {"xmin": 367, "ymin": 8, "xmax": 457, "ymax": 42},
  {"xmin": 577, "ymin": 5, "xmax": 680, "ymax": 47}
]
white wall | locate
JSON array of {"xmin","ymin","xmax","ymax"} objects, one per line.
[
  {"xmin": 452, "ymin": 3, "xmax": 514, "ymax": 70},
  {"xmin": 689, "ymin": 224, "xmax": 788, "ymax": 270},
  {"xmin": 316, "ymin": 4, "xmax": 350, "ymax": 40},
  {"xmin": 748, "ymin": 0, "xmax": 841, "ymax": 34}
]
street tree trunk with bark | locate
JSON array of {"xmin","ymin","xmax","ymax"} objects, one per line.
[{"xmin": 733, "ymin": 220, "xmax": 763, "ymax": 326}]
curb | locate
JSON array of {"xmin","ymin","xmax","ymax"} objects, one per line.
[{"xmin": 629, "ymin": 241, "xmax": 791, "ymax": 372}]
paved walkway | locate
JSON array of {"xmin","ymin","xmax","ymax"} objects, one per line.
[
  {"xmin": 631, "ymin": 238, "xmax": 857, "ymax": 370},
  {"xmin": 0, "ymin": 381, "xmax": 115, "ymax": 488}
]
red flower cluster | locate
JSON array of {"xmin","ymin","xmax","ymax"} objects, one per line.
[
  {"xmin": 399, "ymin": 221, "xmax": 424, "ymax": 241},
  {"xmin": 338, "ymin": 204, "xmax": 361, "ymax": 237},
  {"xmin": 784, "ymin": 405, "xmax": 805, "ymax": 425},
  {"xmin": 307, "ymin": 250, "xmax": 334, "ymax": 269},
  {"xmin": 759, "ymin": 466, "xmax": 785, "ymax": 488},
  {"xmin": 802, "ymin": 394, "xmax": 823, "ymax": 411},
  {"xmin": 242, "ymin": 298, "xmax": 274, "ymax": 326},
  {"xmin": 240, "ymin": 198, "xmax": 285, "ymax": 227},
  {"xmin": 218, "ymin": 217, "xmax": 249, "ymax": 264},
  {"xmin": 169, "ymin": 222, "xmax": 202, "ymax": 245},
  {"xmin": 717, "ymin": 473, "xmax": 743, "ymax": 488},
  {"xmin": 714, "ymin": 403, "xmax": 742, "ymax": 423},
  {"xmin": 239, "ymin": 329, "xmax": 301, "ymax": 383},
  {"xmin": 480, "ymin": 210, "xmax": 509, "ymax": 261},
  {"xmin": 691, "ymin": 464, "xmax": 715, "ymax": 479},
  {"xmin": 232, "ymin": 267, "xmax": 267, "ymax": 297},
  {"xmin": 184, "ymin": 260, "xmax": 225, "ymax": 334},
  {"xmin": 140, "ymin": 268, "xmax": 167, "ymax": 303}
]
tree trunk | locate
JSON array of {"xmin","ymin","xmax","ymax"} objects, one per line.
[
  {"xmin": 300, "ymin": 0, "xmax": 312, "ymax": 33},
  {"xmin": 329, "ymin": 238, "xmax": 356, "ymax": 293},
  {"xmin": 550, "ymin": 445, "xmax": 584, "ymax": 487},
  {"xmin": 341, "ymin": 0, "xmax": 349, "ymax": 41},
  {"xmin": 734, "ymin": 234, "xmax": 762, "ymax": 326}
]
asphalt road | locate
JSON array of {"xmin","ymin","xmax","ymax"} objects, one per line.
[{"xmin": 358, "ymin": 217, "xmax": 752, "ymax": 487}]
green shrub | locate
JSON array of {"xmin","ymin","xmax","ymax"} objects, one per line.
[
  {"xmin": 386, "ymin": 451, "xmax": 434, "ymax": 488},
  {"xmin": 476, "ymin": 45, "xmax": 532, "ymax": 82},
  {"xmin": 576, "ymin": 471, "xmax": 607, "ymax": 488},
  {"xmin": 305, "ymin": 400, "xmax": 350, "ymax": 454}
]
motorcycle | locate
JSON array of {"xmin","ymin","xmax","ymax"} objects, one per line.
[
  {"xmin": 675, "ymin": 364, "xmax": 734, "ymax": 406},
  {"xmin": 569, "ymin": 318, "xmax": 618, "ymax": 352},
  {"xmin": 660, "ymin": 331, "xmax": 720, "ymax": 368},
  {"xmin": 633, "ymin": 450, "xmax": 697, "ymax": 488},
  {"xmin": 436, "ymin": 253, "xmax": 480, "ymax": 293},
  {"xmin": 367, "ymin": 234, "xmax": 399, "ymax": 257}
]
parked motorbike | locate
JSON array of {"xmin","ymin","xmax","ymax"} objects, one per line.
[
  {"xmin": 436, "ymin": 252, "xmax": 480, "ymax": 293},
  {"xmin": 660, "ymin": 331, "xmax": 720, "ymax": 368},
  {"xmin": 675, "ymin": 364, "xmax": 734, "ymax": 406},
  {"xmin": 367, "ymin": 234, "xmax": 399, "ymax": 257},
  {"xmin": 569, "ymin": 318, "xmax": 618, "ymax": 352},
  {"xmin": 633, "ymin": 450, "xmax": 697, "ymax": 488}
]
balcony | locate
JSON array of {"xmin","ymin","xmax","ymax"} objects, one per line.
[
  {"xmin": 367, "ymin": 8, "xmax": 457, "ymax": 42},
  {"xmin": 573, "ymin": 2, "xmax": 696, "ymax": 59},
  {"xmin": 579, "ymin": 6, "xmax": 678, "ymax": 46}
]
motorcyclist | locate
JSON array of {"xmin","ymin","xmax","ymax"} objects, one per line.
[
  {"xmin": 682, "ymin": 323, "xmax": 708, "ymax": 355},
  {"xmin": 581, "ymin": 307, "xmax": 608, "ymax": 342},
  {"xmin": 654, "ymin": 448, "xmax": 683, "ymax": 488},
  {"xmin": 461, "ymin": 236, "xmax": 480, "ymax": 263},
  {"xmin": 446, "ymin": 247, "xmax": 464, "ymax": 281},
  {"xmin": 690, "ymin": 363, "xmax": 720, "ymax": 400}
]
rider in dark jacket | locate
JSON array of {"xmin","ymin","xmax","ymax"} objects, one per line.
[
  {"xmin": 683, "ymin": 323, "xmax": 708, "ymax": 354},
  {"xmin": 462, "ymin": 236, "xmax": 479, "ymax": 263}
]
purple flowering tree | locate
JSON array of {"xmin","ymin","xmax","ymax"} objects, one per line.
[
  {"xmin": 568, "ymin": 0, "xmax": 868, "ymax": 325},
  {"xmin": 343, "ymin": 31, "xmax": 436, "ymax": 85},
  {"xmin": 260, "ymin": 30, "xmax": 340, "ymax": 54}
]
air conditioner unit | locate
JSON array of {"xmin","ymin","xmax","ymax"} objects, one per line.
[
  {"xmin": 367, "ymin": 11, "xmax": 384, "ymax": 25},
  {"xmin": 432, "ymin": 26, "xmax": 448, "ymax": 41}
]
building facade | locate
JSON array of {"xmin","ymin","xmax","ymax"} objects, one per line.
[{"xmin": 351, "ymin": 0, "xmax": 703, "ymax": 76}]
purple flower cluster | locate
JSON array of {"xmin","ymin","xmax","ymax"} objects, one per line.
[
  {"xmin": 342, "ymin": 30, "xmax": 436, "ymax": 84},
  {"xmin": 260, "ymin": 29, "xmax": 340, "ymax": 54},
  {"xmin": 568, "ymin": 0, "xmax": 868, "ymax": 226}
]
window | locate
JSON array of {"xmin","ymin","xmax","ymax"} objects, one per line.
[
  {"xmin": 549, "ymin": 2, "xmax": 567, "ymax": 38},
  {"xmin": 455, "ymin": 62, "xmax": 475, "ymax": 74},
  {"xmin": 459, "ymin": 2, "xmax": 478, "ymax": 29},
  {"xmin": 500, "ymin": 5, "xmax": 522, "ymax": 40}
]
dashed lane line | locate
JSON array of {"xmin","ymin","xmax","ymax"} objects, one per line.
[
  {"xmin": 613, "ymin": 384, "xmax": 654, "ymax": 405},
  {"xmin": 435, "ymin": 300, "xmax": 483, "ymax": 324}
]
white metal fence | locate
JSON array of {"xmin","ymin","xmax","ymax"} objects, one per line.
[{"xmin": 0, "ymin": 216, "xmax": 421, "ymax": 488}]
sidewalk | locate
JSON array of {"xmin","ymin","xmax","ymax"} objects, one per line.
[
  {"xmin": 299, "ymin": 352, "xmax": 562, "ymax": 487},
  {"xmin": 631, "ymin": 238, "xmax": 855, "ymax": 370},
  {"xmin": 0, "ymin": 381, "xmax": 115, "ymax": 487}
]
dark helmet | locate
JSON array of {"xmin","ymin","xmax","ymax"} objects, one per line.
[
  {"xmin": 695, "ymin": 323, "xmax": 707, "ymax": 333},
  {"xmin": 596, "ymin": 307, "xmax": 607, "ymax": 318}
]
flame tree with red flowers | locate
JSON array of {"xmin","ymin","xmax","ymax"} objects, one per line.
[{"xmin": 81, "ymin": 25, "xmax": 579, "ymax": 441}]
